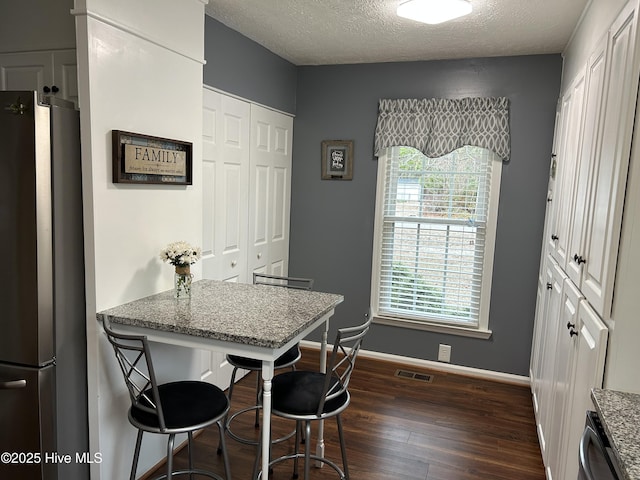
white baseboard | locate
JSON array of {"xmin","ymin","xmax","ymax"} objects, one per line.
[{"xmin": 300, "ymin": 340, "xmax": 530, "ymax": 387}]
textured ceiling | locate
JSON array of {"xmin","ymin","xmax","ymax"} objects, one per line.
[{"xmin": 205, "ymin": 0, "xmax": 588, "ymax": 65}]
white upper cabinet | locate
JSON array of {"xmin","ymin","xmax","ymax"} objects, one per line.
[
  {"xmin": 549, "ymin": 1, "xmax": 639, "ymax": 320},
  {"xmin": 0, "ymin": 50, "xmax": 79, "ymax": 108},
  {"xmin": 565, "ymin": 36, "xmax": 608, "ymax": 288},
  {"xmin": 579, "ymin": 3, "xmax": 639, "ymax": 317},
  {"xmin": 548, "ymin": 71, "xmax": 586, "ymax": 268}
]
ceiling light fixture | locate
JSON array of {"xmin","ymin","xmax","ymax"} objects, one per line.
[{"xmin": 397, "ymin": 0, "xmax": 472, "ymax": 25}]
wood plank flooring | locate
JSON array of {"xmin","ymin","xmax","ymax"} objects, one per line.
[{"xmin": 144, "ymin": 348, "xmax": 545, "ymax": 480}]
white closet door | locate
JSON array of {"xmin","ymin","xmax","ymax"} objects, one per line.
[
  {"xmin": 202, "ymin": 88, "xmax": 250, "ymax": 283},
  {"xmin": 247, "ymin": 104, "xmax": 293, "ymax": 277},
  {"xmin": 200, "ymin": 88, "xmax": 250, "ymax": 389}
]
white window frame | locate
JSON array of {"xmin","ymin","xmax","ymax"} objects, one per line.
[{"xmin": 370, "ymin": 147, "xmax": 502, "ymax": 339}]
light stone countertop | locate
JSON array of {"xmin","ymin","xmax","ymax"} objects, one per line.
[
  {"xmin": 591, "ymin": 388, "xmax": 640, "ymax": 480},
  {"xmin": 96, "ymin": 279, "xmax": 344, "ymax": 349}
]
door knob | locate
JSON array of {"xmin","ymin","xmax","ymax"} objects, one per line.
[
  {"xmin": 257, "ymin": 253, "xmax": 262, "ymax": 259},
  {"xmin": 231, "ymin": 260, "xmax": 237, "ymax": 267},
  {"xmin": 573, "ymin": 254, "xmax": 586, "ymax": 265}
]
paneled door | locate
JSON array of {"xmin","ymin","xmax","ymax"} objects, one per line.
[
  {"xmin": 200, "ymin": 88, "xmax": 250, "ymax": 389},
  {"xmin": 201, "ymin": 88, "xmax": 250, "ymax": 284},
  {"xmin": 247, "ymin": 104, "xmax": 293, "ymax": 277}
]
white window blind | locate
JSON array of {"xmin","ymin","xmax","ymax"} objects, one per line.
[{"xmin": 376, "ymin": 146, "xmax": 498, "ymax": 328}]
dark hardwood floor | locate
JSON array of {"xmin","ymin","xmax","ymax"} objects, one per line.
[{"xmin": 144, "ymin": 348, "xmax": 545, "ymax": 480}]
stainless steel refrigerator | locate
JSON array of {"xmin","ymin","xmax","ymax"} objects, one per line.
[{"xmin": 0, "ymin": 91, "xmax": 88, "ymax": 480}]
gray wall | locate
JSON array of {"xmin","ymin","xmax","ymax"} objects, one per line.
[
  {"xmin": 0, "ymin": 0, "xmax": 75, "ymax": 52},
  {"xmin": 203, "ymin": 16, "xmax": 297, "ymax": 114},
  {"xmin": 289, "ymin": 56, "xmax": 562, "ymax": 376}
]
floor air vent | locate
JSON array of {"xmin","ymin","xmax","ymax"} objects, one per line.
[{"xmin": 395, "ymin": 369, "xmax": 434, "ymax": 383}]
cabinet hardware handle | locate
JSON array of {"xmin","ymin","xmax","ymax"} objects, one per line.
[
  {"xmin": 546, "ymin": 283, "xmax": 552, "ymax": 290},
  {"xmin": 551, "ymin": 154, "xmax": 557, "ymax": 158},
  {"xmin": 570, "ymin": 329, "xmax": 578, "ymax": 337},
  {"xmin": 43, "ymin": 86, "xmax": 50, "ymax": 93},
  {"xmin": 547, "ymin": 197, "xmax": 553, "ymax": 203},
  {"xmin": 551, "ymin": 234, "xmax": 559, "ymax": 241},
  {"xmin": 231, "ymin": 260, "xmax": 237, "ymax": 267},
  {"xmin": 257, "ymin": 253, "xmax": 262, "ymax": 259},
  {"xmin": 573, "ymin": 254, "xmax": 586, "ymax": 265},
  {"xmin": 51, "ymin": 85, "xmax": 59, "ymax": 93},
  {"xmin": 567, "ymin": 322, "xmax": 575, "ymax": 329}
]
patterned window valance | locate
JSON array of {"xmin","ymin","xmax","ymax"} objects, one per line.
[{"xmin": 374, "ymin": 97, "xmax": 510, "ymax": 161}]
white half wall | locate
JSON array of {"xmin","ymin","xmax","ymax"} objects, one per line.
[{"xmin": 73, "ymin": 0, "xmax": 206, "ymax": 478}]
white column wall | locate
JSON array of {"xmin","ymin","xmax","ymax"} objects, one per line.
[{"xmin": 73, "ymin": 1, "xmax": 206, "ymax": 478}]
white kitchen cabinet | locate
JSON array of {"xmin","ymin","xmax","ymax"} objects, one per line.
[
  {"xmin": 577, "ymin": 3, "xmax": 638, "ymax": 317},
  {"xmin": 530, "ymin": 1, "xmax": 639, "ymax": 479},
  {"xmin": 532, "ymin": 257, "xmax": 564, "ymax": 468},
  {"xmin": 546, "ymin": 278, "xmax": 583, "ymax": 479},
  {"xmin": 200, "ymin": 88, "xmax": 293, "ymax": 389},
  {"xmin": 548, "ymin": 2, "xmax": 639, "ymax": 321},
  {"xmin": 558, "ymin": 299, "xmax": 608, "ymax": 480},
  {"xmin": 548, "ymin": 71, "xmax": 586, "ymax": 269},
  {"xmin": 0, "ymin": 49, "xmax": 78, "ymax": 107},
  {"xmin": 565, "ymin": 35, "xmax": 607, "ymax": 289}
]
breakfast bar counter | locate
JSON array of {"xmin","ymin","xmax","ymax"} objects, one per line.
[{"xmin": 97, "ymin": 279, "xmax": 344, "ymax": 480}]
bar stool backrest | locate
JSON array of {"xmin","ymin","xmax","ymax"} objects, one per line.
[
  {"xmin": 253, "ymin": 273, "xmax": 314, "ymax": 290},
  {"xmin": 102, "ymin": 318, "xmax": 166, "ymax": 431},
  {"xmin": 317, "ymin": 313, "xmax": 372, "ymax": 416}
]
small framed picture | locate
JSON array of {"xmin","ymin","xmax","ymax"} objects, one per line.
[{"xmin": 321, "ymin": 140, "xmax": 353, "ymax": 180}]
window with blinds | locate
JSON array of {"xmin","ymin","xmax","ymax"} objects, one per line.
[{"xmin": 373, "ymin": 145, "xmax": 500, "ymax": 329}]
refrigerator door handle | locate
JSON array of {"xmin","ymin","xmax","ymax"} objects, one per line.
[{"xmin": 0, "ymin": 379, "xmax": 27, "ymax": 389}]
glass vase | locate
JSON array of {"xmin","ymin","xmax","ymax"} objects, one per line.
[{"xmin": 174, "ymin": 265, "xmax": 193, "ymax": 299}]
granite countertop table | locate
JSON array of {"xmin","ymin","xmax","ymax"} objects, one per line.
[
  {"xmin": 591, "ymin": 388, "xmax": 640, "ymax": 480},
  {"xmin": 96, "ymin": 279, "xmax": 344, "ymax": 349}
]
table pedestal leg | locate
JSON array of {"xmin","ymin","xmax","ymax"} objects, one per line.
[
  {"xmin": 316, "ymin": 324, "xmax": 329, "ymax": 467},
  {"xmin": 261, "ymin": 361, "xmax": 274, "ymax": 480}
]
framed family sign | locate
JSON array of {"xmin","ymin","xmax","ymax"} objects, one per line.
[
  {"xmin": 321, "ymin": 140, "xmax": 353, "ymax": 180},
  {"xmin": 112, "ymin": 130, "xmax": 193, "ymax": 185}
]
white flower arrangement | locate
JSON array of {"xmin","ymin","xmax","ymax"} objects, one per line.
[{"xmin": 159, "ymin": 241, "xmax": 202, "ymax": 268}]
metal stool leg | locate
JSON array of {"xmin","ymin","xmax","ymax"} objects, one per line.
[
  {"xmin": 337, "ymin": 414, "xmax": 349, "ymax": 480},
  {"xmin": 130, "ymin": 430, "xmax": 143, "ymax": 480},
  {"xmin": 166, "ymin": 433, "xmax": 175, "ymax": 479}
]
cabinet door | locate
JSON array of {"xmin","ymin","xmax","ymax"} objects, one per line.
[
  {"xmin": 536, "ymin": 258, "xmax": 565, "ymax": 467},
  {"xmin": 581, "ymin": 2, "xmax": 639, "ymax": 317},
  {"xmin": 0, "ymin": 50, "xmax": 78, "ymax": 107},
  {"xmin": 566, "ymin": 37, "xmax": 607, "ymax": 287},
  {"xmin": 547, "ymin": 278, "xmax": 583, "ymax": 479},
  {"xmin": 558, "ymin": 300, "xmax": 608, "ymax": 480},
  {"xmin": 52, "ymin": 50, "xmax": 79, "ymax": 108},
  {"xmin": 201, "ymin": 89, "xmax": 250, "ymax": 283},
  {"xmin": 549, "ymin": 72, "xmax": 586, "ymax": 268},
  {"xmin": 530, "ymin": 256, "xmax": 553, "ymax": 418},
  {"xmin": 0, "ymin": 51, "xmax": 54, "ymax": 92},
  {"xmin": 247, "ymin": 104, "xmax": 293, "ymax": 277}
]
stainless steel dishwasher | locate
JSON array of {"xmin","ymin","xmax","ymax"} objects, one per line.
[{"xmin": 578, "ymin": 411, "xmax": 623, "ymax": 480}]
